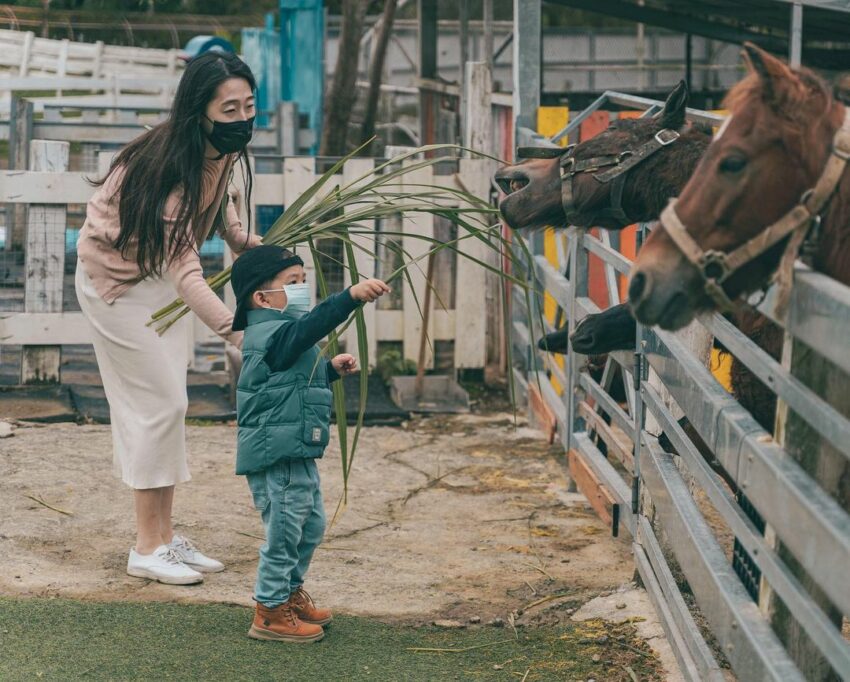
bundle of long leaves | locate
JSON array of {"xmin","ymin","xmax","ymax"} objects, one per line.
[{"xmin": 148, "ymin": 142, "xmax": 535, "ymax": 505}]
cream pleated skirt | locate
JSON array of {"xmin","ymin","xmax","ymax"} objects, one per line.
[{"xmin": 75, "ymin": 262, "xmax": 191, "ymax": 489}]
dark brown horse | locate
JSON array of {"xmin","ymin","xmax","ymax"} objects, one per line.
[
  {"xmin": 495, "ymin": 81, "xmax": 710, "ymax": 232},
  {"xmin": 629, "ymin": 46, "xmax": 850, "ymax": 326}
]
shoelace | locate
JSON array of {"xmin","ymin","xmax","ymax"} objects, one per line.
[
  {"xmin": 173, "ymin": 536, "xmax": 198, "ymax": 555},
  {"xmin": 280, "ymin": 603, "xmax": 298, "ymax": 626},
  {"xmin": 293, "ymin": 588, "xmax": 314, "ymax": 607},
  {"xmin": 159, "ymin": 548, "xmax": 186, "ymax": 566}
]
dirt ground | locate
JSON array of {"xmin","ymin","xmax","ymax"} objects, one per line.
[{"xmin": 0, "ymin": 411, "xmax": 682, "ymax": 679}]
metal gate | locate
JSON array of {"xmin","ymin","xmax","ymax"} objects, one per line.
[{"xmin": 510, "ymin": 91, "xmax": 850, "ymax": 681}]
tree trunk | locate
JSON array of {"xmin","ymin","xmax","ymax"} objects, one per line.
[
  {"xmin": 359, "ymin": 0, "xmax": 398, "ymax": 155},
  {"xmin": 320, "ymin": 0, "xmax": 370, "ymax": 157}
]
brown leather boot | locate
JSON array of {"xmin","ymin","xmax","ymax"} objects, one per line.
[
  {"xmin": 248, "ymin": 601, "xmax": 324, "ymax": 643},
  {"xmin": 289, "ymin": 587, "xmax": 333, "ymax": 626}
]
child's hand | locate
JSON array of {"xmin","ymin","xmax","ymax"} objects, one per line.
[
  {"xmin": 332, "ymin": 354, "xmax": 358, "ymax": 376},
  {"xmin": 350, "ymin": 279, "xmax": 390, "ymax": 303}
]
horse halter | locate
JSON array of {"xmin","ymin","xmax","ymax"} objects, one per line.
[
  {"xmin": 517, "ymin": 127, "xmax": 681, "ymax": 226},
  {"xmin": 660, "ymin": 108, "xmax": 850, "ymax": 316}
]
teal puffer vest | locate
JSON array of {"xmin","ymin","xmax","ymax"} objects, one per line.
[{"xmin": 236, "ymin": 308, "xmax": 333, "ymax": 475}]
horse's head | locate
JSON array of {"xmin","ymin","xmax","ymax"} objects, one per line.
[
  {"xmin": 493, "ymin": 153, "xmax": 565, "ymax": 231},
  {"xmin": 495, "ymin": 81, "xmax": 697, "ymax": 233},
  {"xmin": 629, "ymin": 43, "xmax": 844, "ymax": 330}
]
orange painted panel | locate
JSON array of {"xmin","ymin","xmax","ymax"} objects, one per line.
[
  {"xmin": 579, "ymin": 111, "xmax": 610, "ymax": 143},
  {"xmin": 619, "ymin": 225, "xmax": 637, "ymax": 301},
  {"xmin": 588, "ymin": 229, "xmax": 608, "ymax": 309},
  {"xmin": 578, "ymin": 112, "xmax": 612, "ymax": 310}
]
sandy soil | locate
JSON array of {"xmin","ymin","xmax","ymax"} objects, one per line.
[{"xmin": 0, "ymin": 411, "xmax": 681, "ymax": 676}]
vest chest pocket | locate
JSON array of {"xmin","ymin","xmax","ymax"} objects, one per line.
[{"xmin": 301, "ymin": 386, "xmax": 332, "ymax": 448}]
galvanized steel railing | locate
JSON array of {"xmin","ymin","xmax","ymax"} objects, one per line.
[{"xmin": 510, "ymin": 91, "xmax": 850, "ymax": 681}]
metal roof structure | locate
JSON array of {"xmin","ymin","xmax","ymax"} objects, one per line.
[{"xmin": 547, "ymin": 0, "xmax": 850, "ymax": 70}]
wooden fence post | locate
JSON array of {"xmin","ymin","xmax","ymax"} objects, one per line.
[
  {"xmin": 341, "ymin": 157, "xmax": 378, "ymax": 368},
  {"xmin": 21, "ymin": 140, "xmax": 70, "ymax": 385},
  {"xmin": 277, "ymin": 101, "xmax": 299, "ymax": 157},
  {"xmin": 8, "ymin": 97, "xmax": 33, "ymax": 250},
  {"xmin": 462, "ymin": 60, "xmax": 497, "ymax": 373},
  {"xmin": 402, "ymin": 162, "xmax": 435, "ymax": 368}
]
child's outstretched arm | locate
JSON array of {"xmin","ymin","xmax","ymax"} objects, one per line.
[{"xmin": 264, "ymin": 280, "xmax": 389, "ymax": 373}]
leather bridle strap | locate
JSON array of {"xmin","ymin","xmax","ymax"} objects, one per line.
[
  {"xmin": 515, "ymin": 127, "xmax": 681, "ymax": 226},
  {"xmin": 660, "ymin": 108, "xmax": 850, "ymax": 315},
  {"xmin": 560, "ymin": 128, "xmax": 681, "ymax": 225}
]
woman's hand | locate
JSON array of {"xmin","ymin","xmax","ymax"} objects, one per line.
[
  {"xmin": 331, "ymin": 353, "xmax": 358, "ymax": 376},
  {"xmin": 350, "ymin": 279, "xmax": 390, "ymax": 303}
]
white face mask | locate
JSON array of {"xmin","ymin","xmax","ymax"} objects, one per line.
[{"xmin": 258, "ymin": 282, "xmax": 312, "ymax": 317}]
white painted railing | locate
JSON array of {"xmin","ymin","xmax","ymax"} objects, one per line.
[{"xmin": 0, "ymin": 144, "xmax": 494, "ymax": 383}]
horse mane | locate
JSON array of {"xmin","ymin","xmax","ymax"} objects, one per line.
[{"xmin": 722, "ymin": 67, "xmax": 835, "ymax": 162}]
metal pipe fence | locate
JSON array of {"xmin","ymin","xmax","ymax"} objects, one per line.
[{"xmin": 510, "ymin": 91, "xmax": 850, "ymax": 681}]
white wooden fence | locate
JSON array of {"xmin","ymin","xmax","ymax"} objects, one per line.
[
  {"xmin": 0, "ymin": 29, "xmax": 182, "ymax": 103},
  {"xmin": 0, "ymin": 143, "xmax": 493, "ymax": 383}
]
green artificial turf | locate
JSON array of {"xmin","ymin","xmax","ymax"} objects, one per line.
[{"xmin": 0, "ymin": 598, "xmax": 662, "ymax": 681}]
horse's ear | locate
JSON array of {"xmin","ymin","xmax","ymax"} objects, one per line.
[
  {"xmin": 659, "ymin": 80, "xmax": 688, "ymax": 129},
  {"xmin": 742, "ymin": 42, "xmax": 797, "ymax": 105}
]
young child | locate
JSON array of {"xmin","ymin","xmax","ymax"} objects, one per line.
[{"xmin": 230, "ymin": 245, "xmax": 389, "ymax": 643}]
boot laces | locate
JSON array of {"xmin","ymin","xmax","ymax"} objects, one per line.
[
  {"xmin": 280, "ymin": 602, "xmax": 298, "ymax": 626},
  {"xmin": 293, "ymin": 587, "xmax": 314, "ymax": 607}
]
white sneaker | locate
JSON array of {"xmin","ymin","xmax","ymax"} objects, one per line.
[
  {"xmin": 168, "ymin": 534, "xmax": 225, "ymax": 573},
  {"xmin": 127, "ymin": 545, "xmax": 204, "ymax": 585}
]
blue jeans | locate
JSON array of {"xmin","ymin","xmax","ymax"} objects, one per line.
[{"xmin": 245, "ymin": 458, "xmax": 326, "ymax": 607}]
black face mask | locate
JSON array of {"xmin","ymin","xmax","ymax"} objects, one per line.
[{"xmin": 203, "ymin": 115, "xmax": 255, "ymax": 156}]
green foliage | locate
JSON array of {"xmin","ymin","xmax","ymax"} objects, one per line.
[{"xmin": 376, "ymin": 348, "xmax": 417, "ymax": 385}]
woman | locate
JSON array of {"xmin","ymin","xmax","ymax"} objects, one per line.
[{"xmin": 75, "ymin": 52, "xmax": 261, "ymax": 585}]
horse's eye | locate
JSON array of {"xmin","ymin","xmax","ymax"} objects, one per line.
[{"xmin": 719, "ymin": 155, "xmax": 747, "ymax": 174}]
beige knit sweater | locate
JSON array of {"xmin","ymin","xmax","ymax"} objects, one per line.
[{"xmin": 77, "ymin": 155, "xmax": 257, "ymax": 345}]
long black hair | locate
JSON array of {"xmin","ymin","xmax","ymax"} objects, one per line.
[{"xmin": 94, "ymin": 51, "xmax": 256, "ymax": 279}]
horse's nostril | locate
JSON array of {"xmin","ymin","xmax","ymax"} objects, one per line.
[
  {"xmin": 509, "ymin": 178, "xmax": 528, "ymax": 193},
  {"xmin": 629, "ymin": 272, "xmax": 648, "ymax": 302}
]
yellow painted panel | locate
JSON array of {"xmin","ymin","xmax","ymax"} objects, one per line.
[
  {"xmin": 543, "ymin": 228, "xmax": 558, "ymax": 323},
  {"xmin": 710, "ymin": 347, "xmax": 733, "ymax": 393},
  {"xmin": 537, "ymin": 106, "xmax": 570, "ymax": 145},
  {"xmin": 710, "ymin": 109, "xmax": 728, "ymax": 136}
]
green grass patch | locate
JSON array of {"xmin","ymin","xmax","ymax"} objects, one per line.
[{"xmin": 0, "ymin": 598, "xmax": 663, "ymax": 681}]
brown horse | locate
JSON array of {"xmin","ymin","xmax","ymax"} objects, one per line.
[
  {"xmin": 630, "ymin": 44, "xmax": 850, "ymax": 678},
  {"xmin": 629, "ymin": 45, "xmax": 850, "ymax": 328}
]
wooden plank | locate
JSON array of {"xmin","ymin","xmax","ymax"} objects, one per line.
[
  {"xmin": 342, "ymin": 158, "xmax": 378, "ymax": 367},
  {"xmin": 19, "ymin": 31, "xmax": 33, "ymax": 77},
  {"xmin": 463, "ymin": 61, "xmax": 492, "ymax": 155},
  {"xmin": 454, "ymin": 158, "xmax": 489, "ymax": 369},
  {"xmin": 0, "ymin": 170, "xmax": 93, "ymax": 204},
  {"xmin": 281, "ymin": 157, "xmax": 319, "ymax": 305},
  {"xmin": 578, "ymin": 400, "xmax": 635, "ymax": 474},
  {"xmin": 0, "ymin": 312, "xmax": 89, "ymax": 345},
  {"xmin": 568, "ymin": 447, "xmax": 620, "ymax": 536},
  {"xmin": 401, "ymin": 161, "xmax": 435, "ymax": 368},
  {"xmin": 22, "ymin": 140, "xmax": 69, "ymax": 385},
  {"xmin": 528, "ymin": 381, "xmax": 557, "ymax": 444},
  {"xmin": 7, "ymin": 97, "xmax": 32, "ymax": 250}
]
